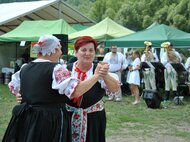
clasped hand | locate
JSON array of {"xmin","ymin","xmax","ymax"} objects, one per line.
[{"xmin": 95, "ymin": 62, "xmax": 109, "ymax": 78}]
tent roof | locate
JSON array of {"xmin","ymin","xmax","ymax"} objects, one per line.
[
  {"xmin": 0, "ymin": 19, "xmax": 77, "ymax": 42},
  {"xmin": 71, "ymin": 24, "xmax": 90, "ymax": 31},
  {"xmin": 106, "ymin": 24, "xmax": 190, "ymax": 48},
  {"xmin": 69, "ymin": 17, "xmax": 134, "ymax": 41},
  {"xmin": 0, "ymin": 0, "xmax": 95, "ymax": 35},
  {"xmin": 146, "ymin": 21, "xmax": 160, "ymax": 29}
]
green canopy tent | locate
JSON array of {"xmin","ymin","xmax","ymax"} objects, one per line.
[
  {"xmin": 0, "ymin": 19, "xmax": 77, "ymax": 42},
  {"xmin": 69, "ymin": 17, "xmax": 134, "ymax": 41},
  {"xmin": 71, "ymin": 24, "xmax": 91, "ymax": 31},
  {"xmin": 146, "ymin": 21, "xmax": 160, "ymax": 29},
  {"xmin": 106, "ymin": 24, "xmax": 190, "ymax": 48}
]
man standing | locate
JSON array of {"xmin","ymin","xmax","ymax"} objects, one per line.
[
  {"xmin": 103, "ymin": 45, "xmax": 128, "ymax": 101},
  {"xmin": 185, "ymin": 57, "xmax": 190, "ymax": 82},
  {"xmin": 161, "ymin": 42, "xmax": 182, "ymax": 101},
  {"xmin": 141, "ymin": 41, "xmax": 159, "ymax": 90},
  {"xmin": 185, "ymin": 57, "xmax": 190, "ymax": 94}
]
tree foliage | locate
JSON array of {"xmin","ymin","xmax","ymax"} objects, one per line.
[
  {"xmin": 89, "ymin": 0, "xmax": 190, "ymax": 32},
  {"xmin": 1, "ymin": 0, "xmax": 190, "ymax": 32}
]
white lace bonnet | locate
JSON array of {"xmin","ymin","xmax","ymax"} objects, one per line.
[{"xmin": 33, "ymin": 35, "xmax": 61, "ymax": 56}]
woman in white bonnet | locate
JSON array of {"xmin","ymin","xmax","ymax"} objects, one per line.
[{"xmin": 3, "ymin": 35, "xmax": 109, "ymax": 142}]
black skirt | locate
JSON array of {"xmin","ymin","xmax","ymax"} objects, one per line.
[
  {"xmin": 3, "ymin": 103, "xmax": 71, "ymax": 142},
  {"xmin": 68, "ymin": 109, "xmax": 106, "ymax": 142},
  {"xmin": 86, "ymin": 110, "xmax": 106, "ymax": 142}
]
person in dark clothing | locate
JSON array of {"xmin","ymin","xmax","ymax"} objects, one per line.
[
  {"xmin": 3, "ymin": 35, "xmax": 108, "ymax": 142},
  {"xmin": 65, "ymin": 36, "xmax": 119, "ymax": 142}
]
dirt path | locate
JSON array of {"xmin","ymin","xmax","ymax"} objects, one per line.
[
  {"xmin": 106, "ymin": 135, "xmax": 188, "ymax": 142},
  {"xmin": 106, "ymin": 126, "xmax": 189, "ymax": 142}
]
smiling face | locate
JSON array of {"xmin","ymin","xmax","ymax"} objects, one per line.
[{"xmin": 75, "ymin": 42, "xmax": 96, "ymax": 65}]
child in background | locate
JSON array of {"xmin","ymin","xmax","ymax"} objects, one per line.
[{"xmin": 127, "ymin": 50, "xmax": 141, "ymax": 105}]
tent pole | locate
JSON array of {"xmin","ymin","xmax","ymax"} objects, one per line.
[
  {"xmin": 58, "ymin": 0, "xmax": 61, "ymax": 19},
  {"xmin": 15, "ymin": 43, "xmax": 18, "ymax": 60}
]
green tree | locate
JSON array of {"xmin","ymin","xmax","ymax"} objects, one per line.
[
  {"xmin": 112, "ymin": 0, "xmax": 190, "ymax": 32},
  {"xmin": 66, "ymin": 0, "xmax": 94, "ymax": 18},
  {"xmin": 90, "ymin": 0, "xmax": 124, "ymax": 22},
  {"xmin": 167, "ymin": 0, "xmax": 190, "ymax": 31},
  {"xmin": 90, "ymin": 0, "xmax": 107, "ymax": 22}
]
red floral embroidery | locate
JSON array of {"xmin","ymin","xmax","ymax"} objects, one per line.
[
  {"xmin": 66, "ymin": 100, "xmax": 104, "ymax": 142},
  {"xmin": 72, "ymin": 132, "xmax": 79, "ymax": 138},
  {"xmin": 55, "ymin": 68, "xmax": 71, "ymax": 83},
  {"xmin": 74, "ymin": 113, "xmax": 80, "ymax": 119},
  {"xmin": 96, "ymin": 104, "xmax": 100, "ymax": 108},
  {"xmin": 8, "ymin": 83, "xmax": 16, "ymax": 94}
]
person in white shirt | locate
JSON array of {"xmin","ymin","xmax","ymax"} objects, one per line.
[
  {"xmin": 141, "ymin": 41, "xmax": 159, "ymax": 90},
  {"xmin": 161, "ymin": 42, "xmax": 182, "ymax": 101},
  {"xmin": 103, "ymin": 45, "xmax": 128, "ymax": 101},
  {"xmin": 185, "ymin": 57, "xmax": 190, "ymax": 94},
  {"xmin": 185, "ymin": 57, "xmax": 190, "ymax": 81}
]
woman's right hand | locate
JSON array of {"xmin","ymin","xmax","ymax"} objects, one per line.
[{"xmin": 95, "ymin": 62, "xmax": 109, "ymax": 78}]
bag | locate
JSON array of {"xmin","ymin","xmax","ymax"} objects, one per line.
[{"xmin": 142, "ymin": 89, "xmax": 162, "ymax": 109}]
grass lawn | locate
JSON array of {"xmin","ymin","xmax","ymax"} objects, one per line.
[
  {"xmin": 0, "ymin": 84, "xmax": 17, "ymax": 141},
  {"xmin": 104, "ymin": 94, "xmax": 190, "ymax": 142},
  {"xmin": 1, "ymin": 84, "xmax": 190, "ymax": 141}
]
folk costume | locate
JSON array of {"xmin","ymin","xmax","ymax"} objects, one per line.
[
  {"xmin": 64, "ymin": 36, "xmax": 119, "ymax": 142},
  {"xmin": 141, "ymin": 41, "xmax": 159, "ymax": 90},
  {"xmin": 66, "ymin": 62, "xmax": 111, "ymax": 142},
  {"xmin": 161, "ymin": 42, "xmax": 182, "ymax": 101},
  {"xmin": 3, "ymin": 35, "xmax": 80, "ymax": 142}
]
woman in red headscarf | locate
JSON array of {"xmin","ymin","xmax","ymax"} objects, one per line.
[{"xmin": 65, "ymin": 36, "xmax": 119, "ymax": 142}]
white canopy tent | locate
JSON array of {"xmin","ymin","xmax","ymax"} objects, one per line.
[{"xmin": 0, "ymin": 0, "xmax": 95, "ymax": 35}]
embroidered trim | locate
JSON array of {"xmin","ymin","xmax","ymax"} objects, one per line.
[{"xmin": 66, "ymin": 100, "xmax": 104, "ymax": 142}]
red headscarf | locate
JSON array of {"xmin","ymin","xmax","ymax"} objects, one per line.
[{"xmin": 74, "ymin": 36, "xmax": 98, "ymax": 51}]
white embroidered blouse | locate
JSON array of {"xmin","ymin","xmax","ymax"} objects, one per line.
[{"xmin": 8, "ymin": 59, "xmax": 113, "ymax": 99}]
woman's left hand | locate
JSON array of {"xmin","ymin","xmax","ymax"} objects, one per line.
[{"xmin": 16, "ymin": 93, "xmax": 22, "ymax": 103}]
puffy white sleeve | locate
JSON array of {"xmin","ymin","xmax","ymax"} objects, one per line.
[
  {"xmin": 52, "ymin": 64, "xmax": 80, "ymax": 99},
  {"xmin": 99, "ymin": 73, "xmax": 120, "ymax": 97},
  {"xmin": 8, "ymin": 64, "xmax": 27, "ymax": 95},
  {"xmin": 99, "ymin": 72, "xmax": 120, "ymax": 90},
  {"xmin": 98, "ymin": 72, "xmax": 119, "ymax": 89},
  {"xmin": 8, "ymin": 70, "xmax": 21, "ymax": 95}
]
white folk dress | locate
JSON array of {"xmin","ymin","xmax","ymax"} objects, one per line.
[{"xmin": 127, "ymin": 57, "xmax": 141, "ymax": 86}]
